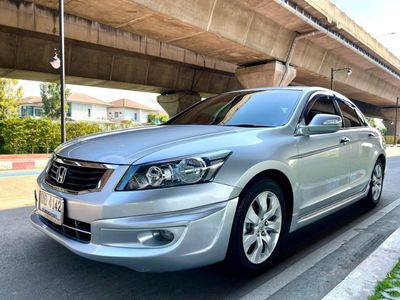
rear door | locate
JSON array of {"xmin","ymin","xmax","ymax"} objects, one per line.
[
  {"xmin": 335, "ymin": 98, "xmax": 376, "ymax": 194},
  {"xmin": 296, "ymin": 93, "xmax": 352, "ymax": 217}
]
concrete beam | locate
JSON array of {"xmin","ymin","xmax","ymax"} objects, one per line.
[
  {"xmin": 27, "ymin": 0, "xmax": 400, "ymax": 107},
  {"xmin": 235, "ymin": 61, "xmax": 296, "ymax": 88},
  {"xmin": 0, "ymin": 0, "xmax": 237, "ymax": 74},
  {"xmin": 0, "ymin": 26, "xmax": 242, "ymax": 94}
]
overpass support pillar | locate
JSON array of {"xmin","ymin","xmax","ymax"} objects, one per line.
[
  {"xmin": 382, "ymin": 108, "xmax": 399, "ymax": 144},
  {"xmin": 235, "ymin": 61, "xmax": 296, "ymax": 88},
  {"xmin": 157, "ymin": 91, "xmax": 201, "ymax": 117}
]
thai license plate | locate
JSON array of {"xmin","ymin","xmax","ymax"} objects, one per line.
[{"xmin": 37, "ymin": 190, "xmax": 64, "ymax": 225}]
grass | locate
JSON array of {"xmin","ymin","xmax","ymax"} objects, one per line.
[{"xmin": 369, "ymin": 258, "xmax": 400, "ymax": 300}]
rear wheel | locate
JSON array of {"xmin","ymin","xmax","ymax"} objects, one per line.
[
  {"xmin": 226, "ymin": 178, "xmax": 287, "ymax": 274},
  {"xmin": 364, "ymin": 160, "xmax": 384, "ymax": 207}
]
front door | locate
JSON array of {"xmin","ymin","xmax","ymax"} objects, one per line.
[{"xmin": 295, "ymin": 93, "xmax": 352, "ymax": 217}]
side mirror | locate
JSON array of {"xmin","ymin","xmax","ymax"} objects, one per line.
[{"xmin": 297, "ymin": 114, "xmax": 342, "ymax": 136}]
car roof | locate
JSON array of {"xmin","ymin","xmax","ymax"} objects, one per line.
[{"xmin": 222, "ymin": 86, "xmax": 351, "ymax": 101}]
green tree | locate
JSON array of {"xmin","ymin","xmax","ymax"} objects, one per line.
[
  {"xmin": 40, "ymin": 82, "xmax": 70, "ymax": 118},
  {"xmin": 0, "ymin": 78, "xmax": 23, "ymax": 120},
  {"xmin": 366, "ymin": 117, "xmax": 377, "ymax": 128},
  {"xmin": 147, "ymin": 112, "xmax": 169, "ymax": 124}
]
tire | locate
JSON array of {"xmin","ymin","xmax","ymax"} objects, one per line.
[
  {"xmin": 364, "ymin": 160, "xmax": 384, "ymax": 207},
  {"xmin": 226, "ymin": 178, "xmax": 288, "ymax": 274}
]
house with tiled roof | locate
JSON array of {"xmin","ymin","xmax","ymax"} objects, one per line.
[
  {"xmin": 107, "ymin": 98, "xmax": 160, "ymax": 123},
  {"xmin": 19, "ymin": 93, "xmax": 164, "ymax": 123},
  {"xmin": 66, "ymin": 93, "xmax": 111, "ymax": 121},
  {"xmin": 19, "ymin": 96, "xmax": 43, "ymax": 117}
]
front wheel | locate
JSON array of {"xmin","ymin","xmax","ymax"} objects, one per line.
[
  {"xmin": 364, "ymin": 160, "xmax": 384, "ymax": 207},
  {"xmin": 226, "ymin": 178, "xmax": 287, "ymax": 274}
]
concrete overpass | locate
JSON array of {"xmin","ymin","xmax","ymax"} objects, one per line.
[{"xmin": 0, "ymin": 0, "xmax": 399, "ymax": 130}]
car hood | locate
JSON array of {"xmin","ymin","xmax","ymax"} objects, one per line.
[{"xmin": 55, "ymin": 125, "xmax": 240, "ymax": 165}]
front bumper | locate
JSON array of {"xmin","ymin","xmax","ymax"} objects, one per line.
[{"xmin": 31, "ymin": 197, "xmax": 238, "ymax": 272}]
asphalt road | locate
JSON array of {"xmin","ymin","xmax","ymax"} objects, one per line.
[{"xmin": 1, "ymin": 156, "xmax": 400, "ymax": 300}]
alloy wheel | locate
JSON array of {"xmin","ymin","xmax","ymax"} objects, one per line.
[
  {"xmin": 371, "ymin": 163, "xmax": 383, "ymax": 201},
  {"xmin": 242, "ymin": 191, "xmax": 282, "ymax": 264}
]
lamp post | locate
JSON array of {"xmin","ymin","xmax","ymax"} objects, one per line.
[
  {"xmin": 330, "ymin": 67, "xmax": 352, "ymax": 91},
  {"xmin": 59, "ymin": 0, "xmax": 66, "ymax": 143},
  {"xmin": 50, "ymin": 0, "xmax": 66, "ymax": 143}
]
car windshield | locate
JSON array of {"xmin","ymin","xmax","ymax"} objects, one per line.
[{"xmin": 165, "ymin": 89, "xmax": 303, "ymax": 127}]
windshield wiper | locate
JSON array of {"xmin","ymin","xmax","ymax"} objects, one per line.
[{"xmin": 223, "ymin": 124, "xmax": 274, "ymax": 128}]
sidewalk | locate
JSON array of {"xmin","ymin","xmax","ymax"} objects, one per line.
[
  {"xmin": 0, "ymin": 175, "xmax": 36, "ymax": 210},
  {"xmin": 323, "ymin": 227, "xmax": 400, "ymax": 300},
  {"xmin": 0, "ymin": 153, "xmax": 50, "ymax": 170},
  {"xmin": 386, "ymin": 145, "xmax": 400, "ymax": 158}
]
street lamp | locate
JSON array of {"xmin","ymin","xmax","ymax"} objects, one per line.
[
  {"xmin": 375, "ymin": 32, "xmax": 396, "ymax": 38},
  {"xmin": 49, "ymin": 0, "xmax": 66, "ymax": 143},
  {"xmin": 330, "ymin": 67, "xmax": 352, "ymax": 91},
  {"xmin": 50, "ymin": 49, "xmax": 61, "ymax": 69}
]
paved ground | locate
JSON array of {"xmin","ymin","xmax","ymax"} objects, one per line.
[{"xmin": 0, "ymin": 155, "xmax": 400, "ymax": 300}]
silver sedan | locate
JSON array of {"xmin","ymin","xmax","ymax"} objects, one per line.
[{"xmin": 31, "ymin": 87, "xmax": 386, "ymax": 273}]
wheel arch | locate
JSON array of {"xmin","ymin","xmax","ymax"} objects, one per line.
[
  {"xmin": 377, "ymin": 153, "xmax": 386, "ymax": 173},
  {"xmin": 238, "ymin": 168, "xmax": 294, "ymax": 230}
]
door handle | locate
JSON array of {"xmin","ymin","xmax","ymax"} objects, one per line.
[
  {"xmin": 340, "ymin": 137, "xmax": 350, "ymax": 144},
  {"xmin": 368, "ymin": 133, "xmax": 376, "ymax": 137}
]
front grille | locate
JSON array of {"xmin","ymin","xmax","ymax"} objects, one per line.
[
  {"xmin": 39, "ymin": 215, "xmax": 91, "ymax": 243},
  {"xmin": 46, "ymin": 159, "xmax": 107, "ymax": 192}
]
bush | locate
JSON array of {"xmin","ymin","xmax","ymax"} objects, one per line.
[
  {"xmin": 148, "ymin": 112, "xmax": 169, "ymax": 125},
  {"xmin": 384, "ymin": 136, "xmax": 400, "ymax": 145},
  {"xmin": 0, "ymin": 117, "xmax": 143, "ymax": 154},
  {"xmin": 0, "ymin": 117, "xmax": 60, "ymax": 154}
]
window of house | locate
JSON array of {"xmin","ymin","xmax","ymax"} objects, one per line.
[
  {"xmin": 337, "ymin": 100, "xmax": 362, "ymax": 127},
  {"xmin": 304, "ymin": 96, "xmax": 339, "ymax": 125},
  {"xmin": 114, "ymin": 112, "xmax": 118, "ymax": 118},
  {"xmin": 88, "ymin": 108, "xmax": 91, "ymax": 117},
  {"xmin": 134, "ymin": 112, "xmax": 137, "ymax": 120}
]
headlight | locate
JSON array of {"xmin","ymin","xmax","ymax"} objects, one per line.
[{"xmin": 116, "ymin": 150, "xmax": 231, "ymax": 191}]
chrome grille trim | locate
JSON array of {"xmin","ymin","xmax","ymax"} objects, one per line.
[
  {"xmin": 39, "ymin": 215, "xmax": 91, "ymax": 243},
  {"xmin": 62, "ymin": 224, "xmax": 91, "ymax": 235},
  {"xmin": 45, "ymin": 155, "xmax": 116, "ymax": 194}
]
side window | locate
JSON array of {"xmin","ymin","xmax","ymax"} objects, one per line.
[
  {"xmin": 337, "ymin": 101, "xmax": 361, "ymax": 127},
  {"xmin": 304, "ymin": 96, "xmax": 338, "ymax": 125}
]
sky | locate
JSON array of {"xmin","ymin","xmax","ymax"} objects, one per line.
[
  {"xmin": 18, "ymin": 0, "xmax": 400, "ymax": 107},
  {"xmin": 331, "ymin": 0, "xmax": 400, "ymax": 57}
]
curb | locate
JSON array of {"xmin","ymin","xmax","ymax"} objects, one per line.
[
  {"xmin": 322, "ymin": 227, "xmax": 400, "ymax": 300},
  {"xmin": 0, "ymin": 154, "xmax": 50, "ymax": 171}
]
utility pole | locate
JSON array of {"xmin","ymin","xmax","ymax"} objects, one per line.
[{"xmin": 59, "ymin": 0, "xmax": 66, "ymax": 143}]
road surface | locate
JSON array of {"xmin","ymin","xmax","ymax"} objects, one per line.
[{"xmin": 1, "ymin": 156, "xmax": 400, "ymax": 300}]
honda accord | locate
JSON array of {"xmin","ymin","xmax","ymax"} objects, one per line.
[{"xmin": 31, "ymin": 87, "xmax": 386, "ymax": 273}]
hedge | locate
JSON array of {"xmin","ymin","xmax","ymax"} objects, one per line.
[
  {"xmin": 384, "ymin": 135, "xmax": 400, "ymax": 145},
  {"xmin": 0, "ymin": 117, "xmax": 141, "ymax": 154}
]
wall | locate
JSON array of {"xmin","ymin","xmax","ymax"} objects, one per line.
[{"xmin": 68, "ymin": 103, "xmax": 107, "ymax": 120}]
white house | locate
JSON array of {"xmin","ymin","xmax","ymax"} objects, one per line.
[
  {"xmin": 19, "ymin": 96, "xmax": 44, "ymax": 117},
  {"xmin": 108, "ymin": 98, "xmax": 158, "ymax": 123},
  {"xmin": 66, "ymin": 93, "xmax": 110, "ymax": 121},
  {"xmin": 19, "ymin": 93, "xmax": 164, "ymax": 123}
]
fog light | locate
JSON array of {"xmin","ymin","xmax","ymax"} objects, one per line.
[
  {"xmin": 160, "ymin": 230, "xmax": 174, "ymax": 241},
  {"xmin": 152, "ymin": 229, "xmax": 174, "ymax": 242}
]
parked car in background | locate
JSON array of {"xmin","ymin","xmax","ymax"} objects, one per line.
[{"xmin": 31, "ymin": 87, "xmax": 385, "ymax": 273}]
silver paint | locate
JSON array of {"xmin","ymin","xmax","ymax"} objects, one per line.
[{"xmin": 31, "ymin": 87, "xmax": 386, "ymax": 272}]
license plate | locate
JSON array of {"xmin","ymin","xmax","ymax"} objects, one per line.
[{"xmin": 37, "ymin": 190, "xmax": 64, "ymax": 225}]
